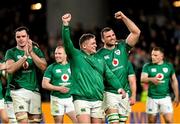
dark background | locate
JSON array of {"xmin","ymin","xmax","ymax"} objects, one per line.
[{"xmin": 0, "ymin": 0, "xmax": 179, "ymax": 101}]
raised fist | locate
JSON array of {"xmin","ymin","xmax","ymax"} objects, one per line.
[
  {"xmin": 62, "ymin": 13, "xmax": 71, "ymax": 26},
  {"xmin": 114, "ymin": 11, "xmax": 126, "ymax": 20}
]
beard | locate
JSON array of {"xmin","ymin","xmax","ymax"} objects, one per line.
[{"xmin": 106, "ymin": 41, "xmax": 118, "ymax": 47}]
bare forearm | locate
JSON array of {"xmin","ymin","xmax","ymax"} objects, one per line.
[
  {"xmin": 30, "ymin": 51, "xmax": 47, "ymax": 71},
  {"xmin": 141, "ymin": 77, "xmax": 149, "ymax": 83},
  {"xmin": 122, "ymin": 16, "xmax": 140, "ymax": 46},
  {"xmin": 6, "ymin": 56, "xmax": 27, "ymax": 73},
  {"xmin": 42, "ymin": 81, "xmax": 61, "ymax": 91},
  {"xmin": 130, "ymin": 81, "xmax": 136, "ymax": 98},
  {"xmin": 129, "ymin": 76, "xmax": 137, "ymax": 98},
  {"xmin": 122, "ymin": 16, "xmax": 140, "ymax": 36},
  {"xmin": 172, "ymin": 81, "xmax": 179, "ymax": 99}
]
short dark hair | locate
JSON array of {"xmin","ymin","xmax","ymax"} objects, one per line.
[
  {"xmin": 101, "ymin": 27, "xmax": 113, "ymax": 39},
  {"xmin": 14, "ymin": 26, "xmax": 29, "ymax": 35},
  {"xmin": 152, "ymin": 47, "xmax": 164, "ymax": 54},
  {"xmin": 79, "ymin": 33, "xmax": 95, "ymax": 46}
]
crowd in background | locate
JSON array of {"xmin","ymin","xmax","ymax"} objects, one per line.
[{"xmin": 0, "ymin": 1, "xmax": 180, "ymax": 101}]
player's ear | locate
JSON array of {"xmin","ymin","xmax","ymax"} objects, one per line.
[{"xmin": 83, "ymin": 44, "xmax": 86, "ymax": 48}]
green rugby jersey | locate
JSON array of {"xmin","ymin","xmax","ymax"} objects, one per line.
[
  {"xmin": 62, "ymin": 25, "xmax": 121, "ymax": 101},
  {"xmin": 142, "ymin": 61, "xmax": 175, "ymax": 99},
  {"xmin": 5, "ymin": 47, "xmax": 45, "ymax": 91},
  {"xmin": 43, "ymin": 63, "xmax": 72, "ymax": 98},
  {"xmin": 97, "ymin": 41, "xmax": 131, "ymax": 93}
]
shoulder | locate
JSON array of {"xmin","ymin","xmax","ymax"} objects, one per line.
[
  {"xmin": 117, "ymin": 39, "xmax": 126, "ymax": 45},
  {"xmin": 47, "ymin": 63, "xmax": 57, "ymax": 69},
  {"xmin": 142, "ymin": 62, "xmax": 152, "ymax": 68},
  {"xmin": 33, "ymin": 46, "xmax": 42, "ymax": 52},
  {"xmin": 6, "ymin": 47, "xmax": 16, "ymax": 52},
  {"xmin": 164, "ymin": 61, "xmax": 174, "ymax": 68},
  {"xmin": 96, "ymin": 48, "xmax": 105, "ymax": 55}
]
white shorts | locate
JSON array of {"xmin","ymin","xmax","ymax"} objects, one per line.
[
  {"xmin": 146, "ymin": 96, "xmax": 173, "ymax": 115},
  {"xmin": 50, "ymin": 95, "xmax": 75, "ymax": 116},
  {"xmin": 11, "ymin": 88, "xmax": 41, "ymax": 114},
  {"xmin": 0, "ymin": 98, "xmax": 4, "ymax": 109},
  {"xmin": 74, "ymin": 100, "xmax": 104, "ymax": 118},
  {"xmin": 4, "ymin": 101, "xmax": 17, "ymax": 124},
  {"xmin": 102, "ymin": 92, "xmax": 131, "ymax": 116}
]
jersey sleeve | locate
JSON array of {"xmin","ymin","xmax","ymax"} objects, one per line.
[
  {"xmin": 128, "ymin": 61, "xmax": 135, "ymax": 76},
  {"xmin": 62, "ymin": 25, "xmax": 79, "ymax": 57},
  {"xmin": 142, "ymin": 63, "xmax": 149, "ymax": 75},
  {"xmin": 169, "ymin": 63, "xmax": 175, "ymax": 76},
  {"xmin": 34, "ymin": 47, "xmax": 46, "ymax": 58},
  {"xmin": 43, "ymin": 64, "xmax": 53, "ymax": 80},
  {"xmin": 103, "ymin": 60, "xmax": 122, "ymax": 91},
  {"xmin": 5, "ymin": 49, "xmax": 14, "ymax": 61},
  {"xmin": 118, "ymin": 40, "xmax": 132, "ymax": 53}
]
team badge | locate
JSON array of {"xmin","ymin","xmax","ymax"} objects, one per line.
[
  {"xmin": 163, "ymin": 68, "xmax": 168, "ymax": 73},
  {"xmin": 114, "ymin": 50, "xmax": 121, "ymax": 55},
  {"xmin": 112, "ymin": 58, "xmax": 119, "ymax": 67},
  {"xmin": 61, "ymin": 74, "xmax": 69, "ymax": 82},
  {"xmin": 151, "ymin": 68, "xmax": 157, "ymax": 72},
  {"xmin": 156, "ymin": 73, "xmax": 164, "ymax": 80},
  {"xmin": 56, "ymin": 69, "xmax": 61, "ymax": 73}
]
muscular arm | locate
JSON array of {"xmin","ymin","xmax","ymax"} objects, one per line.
[
  {"xmin": 124, "ymin": 16, "xmax": 141, "ymax": 46},
  {"xmin": 6, "ymin": 56, "xmax": 27, "ymax": 74},
  {"xmin": 128, "ymin": 75, "xmax": 136, "ymax": 105},
  {"xmin": 29, "ymin": 51, "xmax": 47, "ymax": 71},
  {"xmin": 115, "ymin": 11, "xmax": 141, "ymax": 47},
  {"xmin": 141, "ymin": 73, "xmax": 159, "ymax": 85},
  {"xmin": 104, "ymin": 61, "xmax": 122, "ymax": 91}
]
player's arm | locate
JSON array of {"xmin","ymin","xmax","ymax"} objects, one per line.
[
  {"xmin": 103, "ymin": 61, "xmax": 126, "ymax": 97},
  {"xmin": 42, "ymin": 77, "xmax": 69, "ymax": 93},
  {"xmin": 171, "ymin": 73, "xmax": 179, "ymax": 107},
  {"xmin": 62, "ymin": 13, "xmax": 77, "ymax": 56},
  {"xmin": 114, "ymin": 11, "xmax": 141, "ymax": 46},
  {"xmin": 29, "ymin": 51, "xmax": 47, "ymax": 71},
  {"xmin": 27, "ymin": 39, "xmax": 47, "ymax": 71},
  {"xmin": 6, "ymin": 56, "xmax": 28, "ymax": 74},
  {"xmin": 141, "ymin": 72, "xmax": 159, "ymax": 85},
  {"xmin": 128, "ymin": 74, "xmax": 136, "ymax": 105}
]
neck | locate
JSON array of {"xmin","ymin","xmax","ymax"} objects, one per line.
[
  {"xmin": 82, "ymin": 49, "xmax": 91, "ymax": 55},
  {"xmin": 59, "ymin": 61, "xmax": 68, "ymax": 65},
  {"xmin": 104, "ymin": 44, "xmax": 115, "ymax": 50},
  {"xmin": 157, "ymin": 60, "xmax": 164, "ymax": 65},
  {"xmin": 16, "ymin": 45, "xmax": 26, "ymax": 50}
]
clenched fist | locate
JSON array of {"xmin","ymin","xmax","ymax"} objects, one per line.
[
  {"xmin": 114, "ymin": 11, "xmax": 126, "ymax": 20},
  {"xmin": 62, "ymin": 13, "xmax": 71, "ymax": 26}
]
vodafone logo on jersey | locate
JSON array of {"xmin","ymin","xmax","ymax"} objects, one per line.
[
  {"xmin": 112, "ymin": 58, "xmax": 119, "ymax": 67},
  {"xmin": 61, "ymin": 74, "xmax": 69, "ymax": 82},
  {"xmin": 156, "ymin": 73, "xmax": 164, "ymax": 80},
  {"xmin": 23, "ymin": 61, "xmax": 29, "ymax": 69}
]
